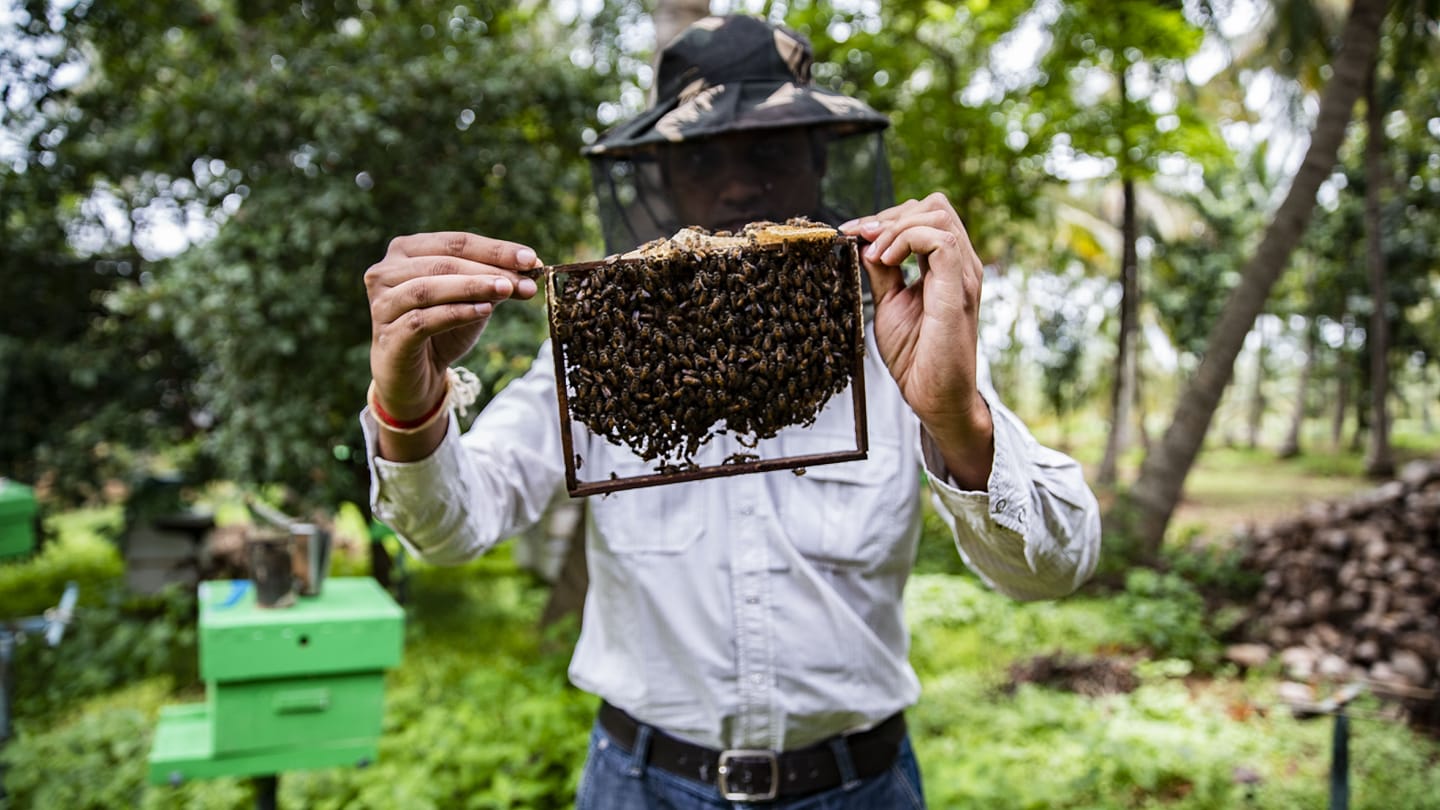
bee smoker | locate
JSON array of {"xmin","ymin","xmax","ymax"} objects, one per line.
[
  {"xmin": 290, "ymin": 523, "xmax": 331, "ymax": 597},
  {"xmin": 245, "ymin": 529, "xmax": 296, "ymax": 609},
  {"xmin": 242, "ymin": 496, "xmax": 334, "ymax": 605}
]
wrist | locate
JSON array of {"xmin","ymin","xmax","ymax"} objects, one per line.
[
  {"xmin": 370, "ymin": 383, "xmax": 449, "ymax": 433},
  {"xmin": 368, "ymin": 367, "xmax": 483, "ymax": 436},
  {"xmin": 369, "ymin": 381, "xmax": 449, "ymax": 434},
  {"xmin": 924, "ymin": 394, "xmax": 994, "ymax": 491},
  {"xmin": 924, "ymin": 392, "xmax": 992, "ymax": 449}
]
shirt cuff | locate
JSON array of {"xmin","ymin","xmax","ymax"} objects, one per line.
[
  {"xmin": 360, "ymin": 407, "xmax": 467, "ymax": 556},
  {"xmin": 920, "ymin": 394, "xmax": 1031, "ymax": 537}
]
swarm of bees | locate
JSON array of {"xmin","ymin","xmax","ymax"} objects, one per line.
[{"xmin": 550, "ymin": 218, "xmax": 862, "ymax": 468}]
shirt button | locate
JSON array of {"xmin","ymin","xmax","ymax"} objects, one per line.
[
  {"xmin": 739, "ymin": 505, "xmax": 754, "ymax": 516},
  {"xmin": 751, "ymin": 673, "xmax": 764, "ymax": 684},
  {"xmin": 994, "ymin": 498, "xmax": 1008, "ymax": 512}
]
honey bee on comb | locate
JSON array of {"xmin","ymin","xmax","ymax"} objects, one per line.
[{"xmin": 548, "ymin": 217, "xmax": 863, "ymax": 470}]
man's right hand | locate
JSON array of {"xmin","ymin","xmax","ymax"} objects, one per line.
[{"xmin": 364, "ymin": 232, "xmax": 542, "ymax": 460}]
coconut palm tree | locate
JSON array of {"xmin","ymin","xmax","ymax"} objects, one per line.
[
  {"xmin": 1037, "ymin": 0, "xmax": 1218, "ymax": 488},
  {"xmin": 1117, "ymin": 0, "xmax": 1393, "ymax": 559}
]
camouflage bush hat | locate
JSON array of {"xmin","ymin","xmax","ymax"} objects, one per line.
[{"xmin": 583, "ymin": 15, "xmax": 889, "ymax": 157}]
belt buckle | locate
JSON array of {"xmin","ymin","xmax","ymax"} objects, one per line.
[{"xmin": 717, "ymin": 749, "xmax": 779, "ymax": 802}]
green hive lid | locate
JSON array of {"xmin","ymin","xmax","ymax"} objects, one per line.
[
  {"xmin": 0, "ymin": 478, "xmax": 37, "ymax": 511},
  {"xmin": 0, "ymin": 479, "xmax": 38, "ymax": 559},
  {"xmin": 198, "ymin": 577, "xmax": 404, "ymax": 681}
]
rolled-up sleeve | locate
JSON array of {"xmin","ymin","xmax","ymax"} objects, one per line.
[
  {"xmin": 362, "ymin": 344, "xmax": 568, "ymax": 566},
  {"xmin": 920, "ymin": 387, "xmax": 1101, "ymax": 601}
]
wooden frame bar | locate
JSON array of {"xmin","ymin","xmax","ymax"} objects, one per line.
[{"xmin": 544, "ymin": 237, "xmax": 869, "ymax": 497}]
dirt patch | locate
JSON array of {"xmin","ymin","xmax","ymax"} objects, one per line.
[{"xmin": 1001, "ymin": 653, "xmax": 1140, "ymax": 697}]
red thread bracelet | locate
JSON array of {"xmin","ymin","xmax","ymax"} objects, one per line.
[{"xmin": 370, "ymin": 385, "xmax": 447, "ymax": 431}]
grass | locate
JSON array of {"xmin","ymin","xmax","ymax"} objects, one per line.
[
  {"xmin": 1166, "ymin": 447, "xmax": 1385, "ymax": 538},
  {"xmin": 4, "ymin": 423, "xmax": 1439, "ymax": 808},
  {"xmin": 904, "ymin": 574, "xmax": 1440, "ymax": 809}
]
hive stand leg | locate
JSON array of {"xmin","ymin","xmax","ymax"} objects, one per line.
[
  {"xmin": 1328, "ymin": 712, "xmax": 1349, "ymax": 810},
  {"xmin": 254, "ymin": 774, "xmax": 278, "ymax": 810}
]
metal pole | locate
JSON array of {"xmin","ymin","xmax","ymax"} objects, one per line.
[
  {"xmin": 0, "ymin": 631, "xmax": 14, "ymax": 801},
  {"xmin": 0, "ymin": 632, "xmax": 14, "ymax": 748},
  {"xmin": 254, "ymin": 774, "xmax": 278, "ymax": 810},
  {"xmin": 1328, "ymin": 712, "xmax": 1350, "ymax": 810}
]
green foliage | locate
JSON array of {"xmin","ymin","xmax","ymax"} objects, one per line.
[
  {"xmin": 1116, "ymin": 569, "xmax": 1222, "ymax": 668},
  {"xmin": 1160, "ymin": 539, "xmax": 1262, "ymax": 601},
  {"xmin": 8, "ymin": 578, "xmax": 199, "ymax": 726},
  {"xmin": 0, "ymin": 3, "xmax": 207, "ymax": 503},
  {"xmin": 1, "ymin": 679, "xmax": 178, "ymax": 810},
  {"xmin": 906, "ymin": 574, "xmax": 1440, "ymax": 810},
  {"xmin": 7, "ymin": 547, "xmax": 1440, "ymax": 809},
  {"xmin": 0, "ymin": 511, "xmax": 123, "ymax": 617},
  {"xmin": 785, "ymin": 0, "xmax": 1051, "ymax": 253},
  {"xmin": 2, "ymin": 1, "xmax": 620, "ymax": 510},
  {"xmin": 1, "ymin": 548, "xmax": 594, "ymax": 809},
  {"xmin": 906, "ymin": 574, "xmax": 1141, "ymax": 671},
  {"xmin": 1038, "ymin": 0, "xmax": 1224, "ymax": 178},
  {"xmin": 1, "ymin": 510, "xmax": 201, "ymax": 729},
  {"xmin": 1037, "ymin": 293, "xmax": 1093, "ymax": 429},
  {"xmin": 1149, "ymin": 143, "xmax": 1274, "ymax": 361}
]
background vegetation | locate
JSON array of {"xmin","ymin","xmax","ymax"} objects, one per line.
[
  {"xmin": 5, "ymin": 448, "xmax": 1440, "ymax": 808},
  {"xmin": 2, "ymin": 0, "xmax": 1438, "ymax": 807}
]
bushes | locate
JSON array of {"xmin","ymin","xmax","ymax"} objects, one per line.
[
  {"xmin": 2, "ymin": 680, "xmax": 172, "ymax": 810},
  {"xmin": 0, "ymin": 509, "xmax": 124, "ymax": 617},
  {"xmin": 1116, "ymin": 569, "xmax": 1225, "ymax": 669},
  {"xmin": 7, "ymin": 519, "xmax": 1440, "ymax": 808},
  {"xmin": 2, "ymin": 548, "xmax": 593, "ymax": 809},
  {"xmin": 2, "ymin": 511, "xmax": 200, "ymax": 726},
  {"xmin": 906, "ymin": 574, "xmax": 1440, "ymax": 810}
]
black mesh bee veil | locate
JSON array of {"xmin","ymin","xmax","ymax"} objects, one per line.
[{"xmin": 588, "ymin": 128, "xmax": 894, "ymax": 255}]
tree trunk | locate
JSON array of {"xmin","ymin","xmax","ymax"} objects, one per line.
[
  {"xmin": 1098, "ymin": 172, "xmax": 1140, "ymax": 487},
  {"xmin": 1362, "ymin": 68, "xmax": 1395, "ymax": 478},
  {"xmin": 1117, "ymin": 0, "xmax": 1391, "ymax": 559},
  {"xmin": 1351, "ymin": 388, "xmax": 1369, "ymax": 453},
  {"xmin": 1134, "ymin": 343, "xmax": 1152, "ymax": 453},
  {"xmin": 1332, "ymin": 321, "xmax": 1352, "ymax": 450},
  {"xmin": 652, "ymin": 0, "xmax": 711, "ymax": 53},
  {"xmin": 1247, "ymin": 317, "xmax": 1269, "ymax": 449},
  {"xmin": 1279, "ymin": 312, "xmax": 1318, "ymax": 458},
  {"xmin": 1422, "ymin": 362, "xmax": 1436, "ymax": 434}
]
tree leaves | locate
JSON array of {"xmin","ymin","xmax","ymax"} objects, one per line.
[{"xmin": 3, "ymin": 2, "xmax": 619, "ymax": 509}]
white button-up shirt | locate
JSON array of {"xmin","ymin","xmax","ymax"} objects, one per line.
[{"xmin": 364, "ymin": 328, "xmax": 1100, "ymax": 751}]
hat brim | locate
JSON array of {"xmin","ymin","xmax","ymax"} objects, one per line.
[{"xmin": 583, "ymin": 80, "xmax": 888, "ymax": 157}]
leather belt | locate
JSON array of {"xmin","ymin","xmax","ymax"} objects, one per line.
[{"xmin": 597, "ymin": 702, "xmax": 906, "ymax": 802}]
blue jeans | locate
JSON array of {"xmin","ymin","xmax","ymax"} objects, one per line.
[{"xmin": 575, "ymin": 720, "xmax": 927, "ymax": 809}]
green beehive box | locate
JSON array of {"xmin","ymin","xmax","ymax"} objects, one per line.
[
  {"xmin": 208, "ymin": 670, "xmax": 387, "ymax": 755},
  {"xmin": 149, "ymin": 577, "xmax": 404, "ymax": 783},
  {"xmin": 200, "ymin": 577, "xmax": 402, "ymax": 752},
  {"xmin": 0, "ymin": 479, "xmax": 38, "ymax": 560},
  {"xmin": 198, "ymin": 576, "xmax": 403, "ymax": 681}
]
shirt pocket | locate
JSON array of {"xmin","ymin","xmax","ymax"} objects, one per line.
[
  {"xmin": 586, "ymin": 456, "xmax": 706, "ymax": 555},
  {"xmin": 777, "ymin": 435, "xmax": 914, "ymax": 569}
]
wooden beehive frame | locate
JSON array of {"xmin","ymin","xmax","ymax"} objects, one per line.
[{"xmin": 544, "ymin": 235, "xmax": 869, "ymax": 497}]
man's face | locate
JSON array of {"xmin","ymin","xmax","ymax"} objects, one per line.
[{"xmin": 661, "ymin": 128, "xmax": 824, "ymax": 233}]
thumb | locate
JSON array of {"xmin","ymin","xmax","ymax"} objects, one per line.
[{"xmin": 860, "ymin": 255, "xmax": 905, "ymax": 307}]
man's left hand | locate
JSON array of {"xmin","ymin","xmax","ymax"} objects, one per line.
[{"xmin": 841, "ymin": 193, "xmax": 994, "ymax": 489}]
